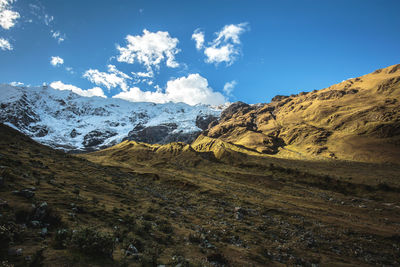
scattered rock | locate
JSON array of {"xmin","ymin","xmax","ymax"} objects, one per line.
[
  {"xmin": 8, "ymin": 248, "xmax": 23, "ymax": 256},
  {"xmin": 125, "ymin": 244, "xmax": 139, "ymax": 256},
  {"xmin": 40, "ymin": 227, "xmax": 48, "ymax": 237},
  {"xmin": 234, "ymin": 206, "xmax": 247, "ymax": 220},
  {"xmin": 33, "ymin": 202, "xmax": 48, "ymax": 220},
  {"xmin": 30, "ymin": 220, "xmax": 41, "ymax": 228},
  {"xmin": 12, "ymin": 189, "xmax": 35, "ymax": 199},
  {"xmin": 0, "ymin": 198, "xmax": 8, "ymax": 208}
]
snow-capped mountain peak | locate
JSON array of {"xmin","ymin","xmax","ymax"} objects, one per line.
[{"xmin": 0, "ymin": 84, "xmax": 221, "ymax": 151}]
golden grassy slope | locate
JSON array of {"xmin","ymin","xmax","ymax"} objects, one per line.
[{"xmin": 203, "ymin": 64, "xmax": 400, "ymax": 164}]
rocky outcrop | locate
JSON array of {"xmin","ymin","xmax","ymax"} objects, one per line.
[
  {"xmin": 83, "ymin": 130, "xmax": 118, "ymax": 148},
  {"xmin": 195, "ymin": 114, "xmax": 219, "ymax": 130}
]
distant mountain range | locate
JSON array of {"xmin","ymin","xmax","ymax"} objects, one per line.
[
  {"xmin": 0, "ymin": 84, "xmax": 221, "ymax": 151},
  {"xmin": 87, "ymin": 63, "xmax": 400, "ymax": 165},
  {"xmin": 1, "ymin": 64, "xmax": 399, "ymax": 164}
]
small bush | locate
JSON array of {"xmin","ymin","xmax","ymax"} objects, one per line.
[
  {"xmin": 53, "ymin": 228, "xmax": 72, "ymax": 249},
  {"xmin": 14, "ymin": 205, "xmax": 33, "ymax": 223},
  {"xmin": 207, "ymin": 252, "xmax": 229, "ymax": 265},
  {"xmin": 71, "ymin": 228, "xmax": 115, "ymax": 257},
  {"xmin": 188, "ymin": 233, "xmax": 202, "ymax": 244},
  {"xmin": 41, "ymin": 206, "xmax": 62, "ymax": 227},
  {"xmin": 70, "ymin": 228, "xmax": 115, "ymax": 258},
  {"xmin": 158, "ymin": 220, "xmax": 173, "ymax": 234}
]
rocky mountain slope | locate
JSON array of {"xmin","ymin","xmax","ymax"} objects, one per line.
[
  {"xmin": 200, "ymin": 64, "xmax": 400, "ymax": 164},
  {"xmin": 0, "ymin": 84, "xmax": 220, "ymax": 151}
]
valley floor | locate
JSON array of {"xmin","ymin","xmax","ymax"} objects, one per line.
[{"xmin": 1, "ymin": 124, "xmax": 400, "ymax": 266}]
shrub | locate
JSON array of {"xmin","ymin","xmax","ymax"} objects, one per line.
[
  {"xmin": 41, "ymin": 206, "xmax": 62, "ymax": 227},
  {"xmin": 70, "ymin": 228, "xmax": 115, "ymax": 258},
  {"xmin": 53, "ymin": 228, "xmax": 72, "ymax": 249},
  {"xmin": 158, "ymin": 220, "xmax": 173, "ymax": 234},
  {"xmin": 207, "ymin": 252, "xmax": 229, "ymax": 265},
  {"xmin": 188, "ymin": 233, "xmax": 202, "ymax": 244}
]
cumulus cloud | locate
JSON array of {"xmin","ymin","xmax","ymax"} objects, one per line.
[
  {"xmin": 165, "ymin": 74, "xmax": 226, "ymax": 105},
  {"xmin": 49, "ymin": 81, "xmax": 106, "ymax": 98},
  {"xmin": 83, "ymin": 64, "xmax": 131, "ymax": 92},
  {"xmin": 0, "ymin": 0, "xmax": 20, "ymax": 30},
  {"xmin": 0, "ymin": 37, "xmax": 12, "ymax": 50},
  {"xmin": 117, "ymin": 29, "xmax": 180, "ymax": 71},
  {"xmin": 50, "ymin": 56, "xmax": 64, "ymax": 66},
  {"xmin": 223, "ymin": 80, "xmax": 237, "ymax": 96},
  {"xmin": 193, "ymin": 23, "xmax": 249, "ymax": 66},
  {"xmin": 113, "ymin": 73, "xmax": 226, "ymax": 106}
]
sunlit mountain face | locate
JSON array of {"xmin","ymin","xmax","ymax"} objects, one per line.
[{"xmin": 1, "ymin": 0, "xmax": 400, "ymax": 266}]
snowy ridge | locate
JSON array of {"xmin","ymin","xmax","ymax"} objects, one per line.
[{"xmin": 0, "ymin": 84, "xmax": 222, "ymax": 151}]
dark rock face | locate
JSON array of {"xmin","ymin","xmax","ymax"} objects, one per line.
[
  {"xmin": 125, "ymin": 123, "xmax": 203, "ymax": 144},
  {"xmin": 126, "ymin": 123, "xmax": 177, "ymax": 144},
  {"xmin": 220, "ymin": 101, "xmax": 252, "ymax": 122},
  {"xmin": 0, "ymin": 95, "xmax": 40, "ymax": 130},
  {"xmin": 70, "ymin": 129, "xmax": 79, "ymax": 138},
  {"xmin": 163, "ymin": 131, "xmax": 201, "ymax": 144},
  {"xmin": 196, "ymin": 114, "xmax": 219, "ymax": 130},
  {"xmin": 82, "ymin": 130, "xmax": 118, "ymax": 148},
  {"xmin": 30, "ymin": 125, "xmax": 49, "ymax": 137}
]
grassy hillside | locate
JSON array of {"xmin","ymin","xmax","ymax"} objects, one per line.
[
  {"xmin": 203, "ymin": 64, "xmax": 400, "ymax": 164},
  {"xmin": 84, "ymin": 126, "xmax": 400, "ymax": 266}
]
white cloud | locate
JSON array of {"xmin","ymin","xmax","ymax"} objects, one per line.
[
  {"xmin": 0, "ymin": 0, "xmax": 20, "ymax": 30},
  {"xmin": 113, "ymin": 87, "xmax": 166, "ymax": 104},
  {"xmin": 192, "ymin": 29, "xmax": 204, "ymax": 50},
  {"xmin": 165, "ymin": 74, "xmax": 226, "ymax": 105},
  {"xmin": 133, "ymin": 71, "xmax": 154, "ymax": 78},
  {"xmin": 116, "ymin": 29, "xmax": 180, "ymax": 71},
  {"xmin": 50, "ymin": 81, "xmax": 106, "ymax": 98},
  {"xmin": 223, "ymin": 80, "xmax": 237, "ymax": 96},
  {"xmin": 83, "ymin": 64, "xmax": 131, "ymax": 92},
  {"xmin": 50, "ymin": 56, "xmax": 64, "ymax": 66},
  {"xmin": 0, "ymin": 37, "xmax": 12, "ymax": 50},
  {"xmin": 51, "ymin": 30, "xmax": 65, "ymax": 43},
  {"xmin": 204, "ymin": 45, "xmax": 236, "ymax": 65},
  {"xmin": 193, "ymin": 23, "xmax": 249, "ymax": 66},
  {"xmin": 113, "ymin": 73, "xmax": 226, "ymax": 106}
]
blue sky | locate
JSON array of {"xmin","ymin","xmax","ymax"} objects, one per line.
[{"xmin": 1, "ymin": 0, "xmax": 399, "ymax": 105}]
